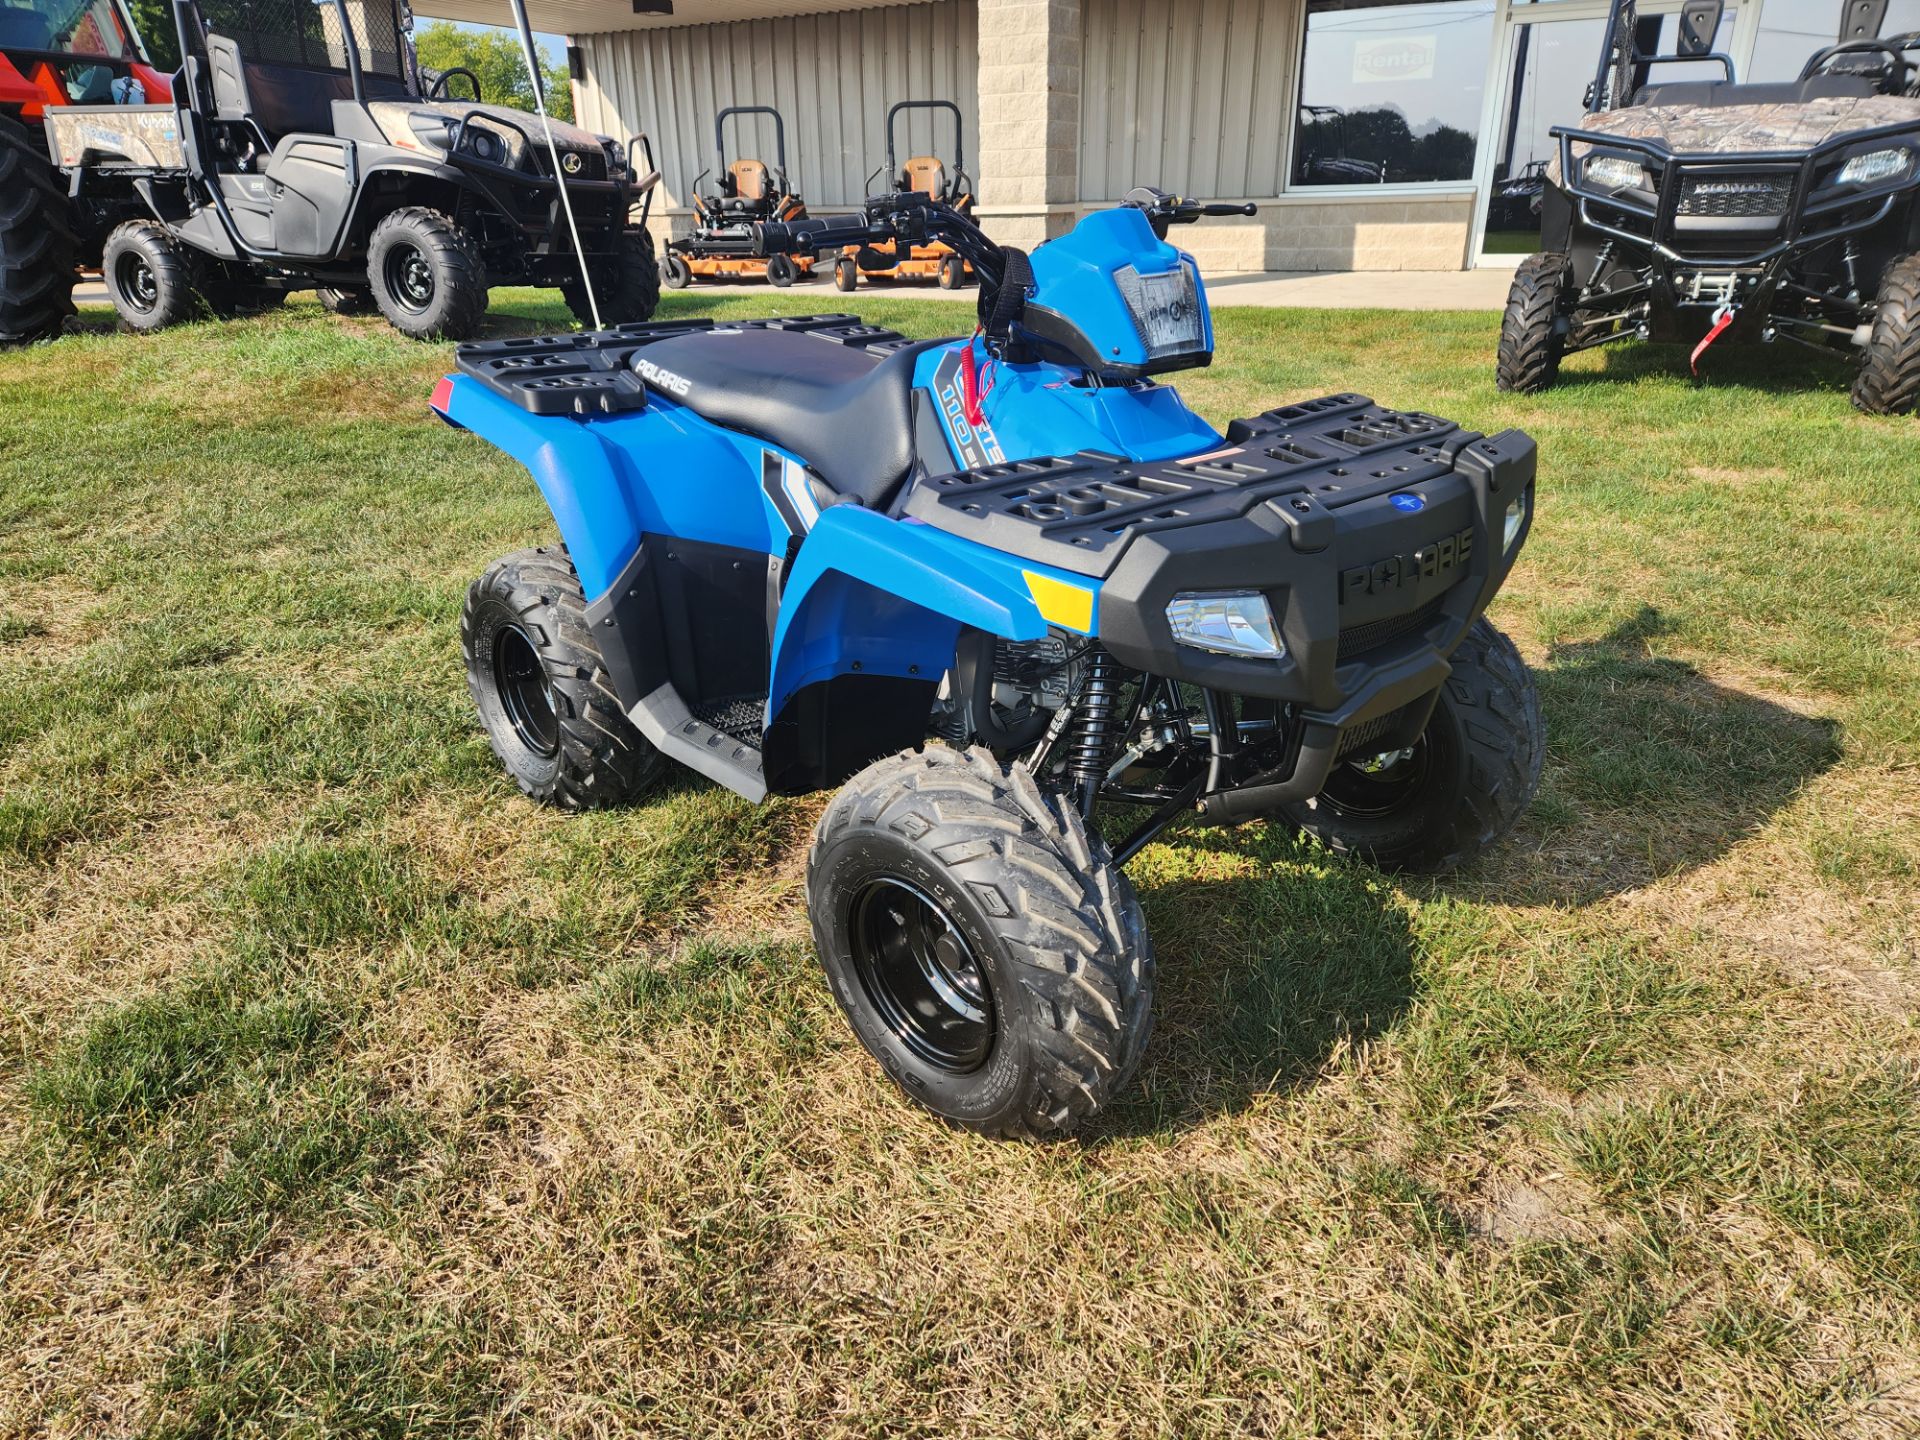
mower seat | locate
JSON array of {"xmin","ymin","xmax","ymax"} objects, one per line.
[
  {"xmin": 903, "ymin": 156, "xmax": 947, "ymax": 199},
  {"xmin": 631, "ymin": 330, "xmax": 951, "ymax": 509}
]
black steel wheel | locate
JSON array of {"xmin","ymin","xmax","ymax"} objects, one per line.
[
  {"xmin": 1281, "ymin": 618, "xmax": 1543, "ymax": 873},
  {"xmin": 848, "ymin": 876, "xmax": 994, "ymax": 1073},
  {"xmin": 810, "ymin": 746, "xmax": 1153, "ymax": 1139},
  {"xmin": 767, "ymin": 252, "xmax": 797, "ymax": 287},
  {"xmin": 462, "ymin": 546, "xmax": 668, "ymax": 809},
  {"xmin": 101, "ymin": 222, "xmax": 197, "ymax": 333},
  {"xmin": 366, "ymin": 206, "xmax": 488, "ymax": 340},
  {"xmin": 493, "ymin": 622, "xmax": 559, "ymax": 759}
]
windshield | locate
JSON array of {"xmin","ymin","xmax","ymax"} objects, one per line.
[
  {"xmin": 197, "ymin": 0, "xmax": 407, "ymax": 78},
  {"xmin": 0, "ymin": 0, "xmax": 139, "ymax": 58}
]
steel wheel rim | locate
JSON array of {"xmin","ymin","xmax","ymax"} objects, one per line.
[
  {"xmin": 848, "ymin": 876, "xmax": 994, "ymax": 1073},
  {"xmin": 494, "ymin": 624, "xmax": 558, "ymax": 758},
  {"xmin": 384, "ymin": 242, "xmax": 435, "ymax": 314},
  {"xmin": 1316, "ymin": 737, "xmax": 1437, "ymax": 820},
  {"xmin": 116, "ymin": 251, "xmax": 158, "ymax": 313}
]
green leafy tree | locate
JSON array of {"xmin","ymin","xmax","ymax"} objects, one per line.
[
  {"xmin": 129, "ymin": 0, "xmax": 180, "ymax": 70},
  {"xmin": 414, "ymin": 21, "xmax": 572, "ymax": 123}
]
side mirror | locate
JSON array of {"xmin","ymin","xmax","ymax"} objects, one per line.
[{"xmin": 1676, "ymin": 0, "xmax": 1722, "ymax": 57}]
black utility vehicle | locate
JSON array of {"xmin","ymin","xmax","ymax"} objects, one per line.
[
  {"xmin": 52, "ymin": 0, "xmax": 661, "ymax": 338},
  {"xmin": 1498, "ymin": 0, "xmax": 1920, "ymax": 413}
]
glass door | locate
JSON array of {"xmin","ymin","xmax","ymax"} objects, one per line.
[{"xmin": 1472, "ymin": 3, "xmax": 1741, "ymax": 264}]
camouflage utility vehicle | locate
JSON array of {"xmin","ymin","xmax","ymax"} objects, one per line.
[
  {"xmin": 54, "ymin": 0, "xmax": 661, "ymax": 338},
  {"xmin": 1498, "ymin": 0, "xmax": 1920, "ymax": 414}
]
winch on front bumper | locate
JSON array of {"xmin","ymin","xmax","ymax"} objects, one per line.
[{"xmin": 903, "ymin": 394, "xmax": 1537, "ymax": 807}]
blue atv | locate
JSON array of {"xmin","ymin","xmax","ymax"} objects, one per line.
[{"xmin": 433, "ymin": 187, "xmax": 1544, "ymax": 1138}]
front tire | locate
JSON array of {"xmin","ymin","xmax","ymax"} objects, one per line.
[
  {"xmin": 938, "ymin": 253, "xmax": 966, "ymax": 290},
  {"xmin": 1496, "ymin": 251, "xmax": 1570, "ymax": 394},
  {"xmin": 366, "ymin": 206, "xmax": 488, "ymax": 341},
  {"xmin": 1852, "ymin": 253, "xmax": 1920, "ymax": 415},
  {"xmin": 661, "ymin": 251, "xmax": 691, "ymax": 289},
  {"xmin": 0, "ymin": 112, "xmax": 78, "ymax": 344},
  {"xmin": 564, "ymin": 226, "xmax": 661, "ymax": 328},
  {"xmin": 1282, "ymin": 619, "xmax": 1543, "ymax": 874},
  {"xmin": 102, "ymin": 222, "xmax": 198, "ymax": 334},
  {"xmin": 462, "ymin": 546, "xmax": 667, "ymax": 810},
  {"xmin": 809, "ymin": 746, "xmax": 1153, "ymax": 1140},
  {"xmin": 834, "ymin": 256, "xmax": 858, "ymax": 292},
  {"xmin": 766, "ymin": 252, "xmax": 797, "ymax": 288}
]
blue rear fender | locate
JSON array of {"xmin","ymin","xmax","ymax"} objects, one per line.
[{"xmin": 435, "ymin": 376, "xmax": 775, "ymax": 601}]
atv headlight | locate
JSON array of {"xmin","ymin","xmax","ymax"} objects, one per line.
[
  {"xmin": 1584, "ymin": 155, "xmax": 1649, "ymax": 192},
  {"xmin": 1503, "ymin": 490, "xmax": 1530, "ymax": 553},
  {"xmin": 1115, "ymin": 262, "xmax": 1207, "ymax": 364},
  {"xmin": 1166, "ymin": 592, "xmax": 1285, "ymax": 660},
  {"xmin": 1836, "ymin": 147, "xmax": 1913, "ymax": 187}
]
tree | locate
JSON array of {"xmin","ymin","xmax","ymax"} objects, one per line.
[
  {"xmin": 129, "ymin": 0, "xmax": 179, "ymax": 70},
  {"xmin": 414, "ymin": 21, "xmax": 572, "ymax": 124}
]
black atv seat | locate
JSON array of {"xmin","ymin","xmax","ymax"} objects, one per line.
[
  {"xmin": 631, "ymin": 330, "xmax": 950, "ymax": 509},
  {"xmin": 1635, "ymin": 74, "xmax": 1881, "ymax": 108}
]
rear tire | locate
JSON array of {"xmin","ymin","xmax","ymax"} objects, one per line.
[
  {"xmin": 1496, "ymin": 251, "xmax": 1570, "ymax": 394},
  {"xmin": 366, "ymin": 206, "xmax": 488, "ymax": 341},
  {"xmin": 102, "ymin": 222, "xmax": 198, "ymax": 334},
  {"xmin": 809, "ymin": 746, "xmax": 1153, "ymax": 1140},
  {"xmin": 834, "ymin": 256, "xmax": 858, "ymax": 292},
  {"xmin": 1852, "ymin": 253, "xmax": 1920, "ymax": 416},
  {"xmin": 564, "ymin": 226, "xmax": 661, "ymax": 328},
  {"xmin": 1281, "ymin": 619, "xmax": 1544, "ymax": 874},
  {"xmin": 462, "ymin": 546, "xmax": 668, "ymax": 810},
  {"xmin": 661, "ymin": 251, "xmax": 691, "ymax": 289},
  {"xmin": 316, "ymin": 284, "xmax": 375, "ymax": 315},
  {"xmin": 0, "ymin": 112, "xmax": 77, "ymax": 344}
]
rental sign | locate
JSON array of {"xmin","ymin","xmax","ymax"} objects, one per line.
[{"xmin": 1352, "ymin": 34, "xmax": 1437, "ymax": 83}]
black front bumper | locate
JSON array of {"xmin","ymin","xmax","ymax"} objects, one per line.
[{"xmin": 903, "ymin": 393, "xmax": 1536, "ymax": 756}]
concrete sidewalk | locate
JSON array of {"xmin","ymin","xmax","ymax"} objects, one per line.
[{"xmin": 73, "ymin": 267, "xmax": 1515, "ymax": 312}]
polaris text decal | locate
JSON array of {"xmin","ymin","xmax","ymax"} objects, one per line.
[{"xmin": 634, "ymin": 359, "xmax": 693, "ymax": 397}]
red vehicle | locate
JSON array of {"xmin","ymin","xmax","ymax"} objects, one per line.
[{"xmin": 1, "ymin": 0, "xmax": 171, "ymax": 343}]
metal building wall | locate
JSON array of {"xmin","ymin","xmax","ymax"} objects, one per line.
[
  {"xmin": 571, "ymin": 0, "xmax": 979, "ymax": 213},
  {"xmin": 1080, "ymin": 0, "xmax": 1301, "ymax": 203}
]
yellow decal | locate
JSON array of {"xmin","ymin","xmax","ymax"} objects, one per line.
[{"xmin": 1021, "ymin": 571, "xmax": 1095, "ymax": 634}]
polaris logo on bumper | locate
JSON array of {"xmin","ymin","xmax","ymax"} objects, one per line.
[{"xmin": 1340, "ymin": 527, "xmax": 1474, "ymax": 603}]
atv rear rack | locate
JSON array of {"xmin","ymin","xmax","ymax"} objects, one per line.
[{"xmin": 454, "ymin": 315, "xmax": 924, "ymax": 416}]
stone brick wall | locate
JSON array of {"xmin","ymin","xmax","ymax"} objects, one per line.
[{"xmin": 975, "ymin": 0, "xmax": 1081, "ymax": 249}]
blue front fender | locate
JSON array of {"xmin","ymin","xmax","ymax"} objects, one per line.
[{"xmin": 769, "ymin": 505, "xmax": 1053, "ymax": 714}]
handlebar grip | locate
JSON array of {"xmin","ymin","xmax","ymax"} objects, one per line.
[
  {"xmin": 1205, "ymin": 203, "xmax": 1259, "ymax": 217},
  {"xmin": 753, "ymin": 214, "xmax": 873, "ymax": 256}
]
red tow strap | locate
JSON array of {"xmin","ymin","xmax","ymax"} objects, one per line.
[{"xmin": 1691, "ymin": 306, "xmax": 1736, "ymax": 375}]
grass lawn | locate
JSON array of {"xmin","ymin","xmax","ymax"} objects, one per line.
[{"xmin": 1, "ymin": 286, "xmax": 1917, "ymax": 1439}]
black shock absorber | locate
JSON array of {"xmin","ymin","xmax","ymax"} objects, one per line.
[{"xmin": 1067, "ymin": 650, "xmax": 1122, "ymax": 818}]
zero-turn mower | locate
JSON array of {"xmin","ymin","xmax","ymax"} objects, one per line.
[
  {"xmin": 834, "ymin": 99, "xmax": 973, "ymax": 291},
  {"xmin": 663, "ymin": 104, "xmax": 813, "ymax": 288}
]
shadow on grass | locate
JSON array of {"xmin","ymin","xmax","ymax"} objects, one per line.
[
  {"xmin": 1465, "ymin": 605, "xmax": 1843, "ymax": 906},
  {"xmin": 1096, "ymin": 830, "xmax": 1420, "ymax": 1141},
  {"xmin": 1558, "ymin": 337, "xmax": 1852, "ymax": 398}
]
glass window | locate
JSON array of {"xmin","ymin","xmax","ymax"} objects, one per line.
[
  {"xmin": 0, "ymin": 0, "xmax": 139, "ymax": 58},
  {"xmin": 1292, "ymin": 0, "xmax": 1496, "ymax": 188},
  {"xmin": 1750, "ymin": 0, "xmax": 1920, "ymax": 81}
]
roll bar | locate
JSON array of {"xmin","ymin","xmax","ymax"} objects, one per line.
[{"xmin": 886, "ymin": 99, "xmax": 964, "ymax": 179}]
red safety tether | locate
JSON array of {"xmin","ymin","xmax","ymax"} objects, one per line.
[
  {"xmin": 960, "ymin": 330, "xmax": 986, "ymax": 427},
  {"xmin": 1691, "ymin": 303, "xmax": 1736, "ymax": 374}
]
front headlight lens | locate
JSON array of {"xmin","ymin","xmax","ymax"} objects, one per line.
[
  {"xmin": 1837, "ymin": 147, "xmax": 1913, "ymax": 187},
  {"xmin": 1114, "ymin": 262, "xmax": 1207, "ymax": 362},
  {"xmin": 1585, "ymin": 155, "xmax": 1649, "ymax": 192},
  {"xmin": 1503, "ymin": 492, "xmax": 1529, "ymax": 553},
  {"xmin": 1166, "ymin": 591, "xmax": 1285, "ymax": 659}
]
